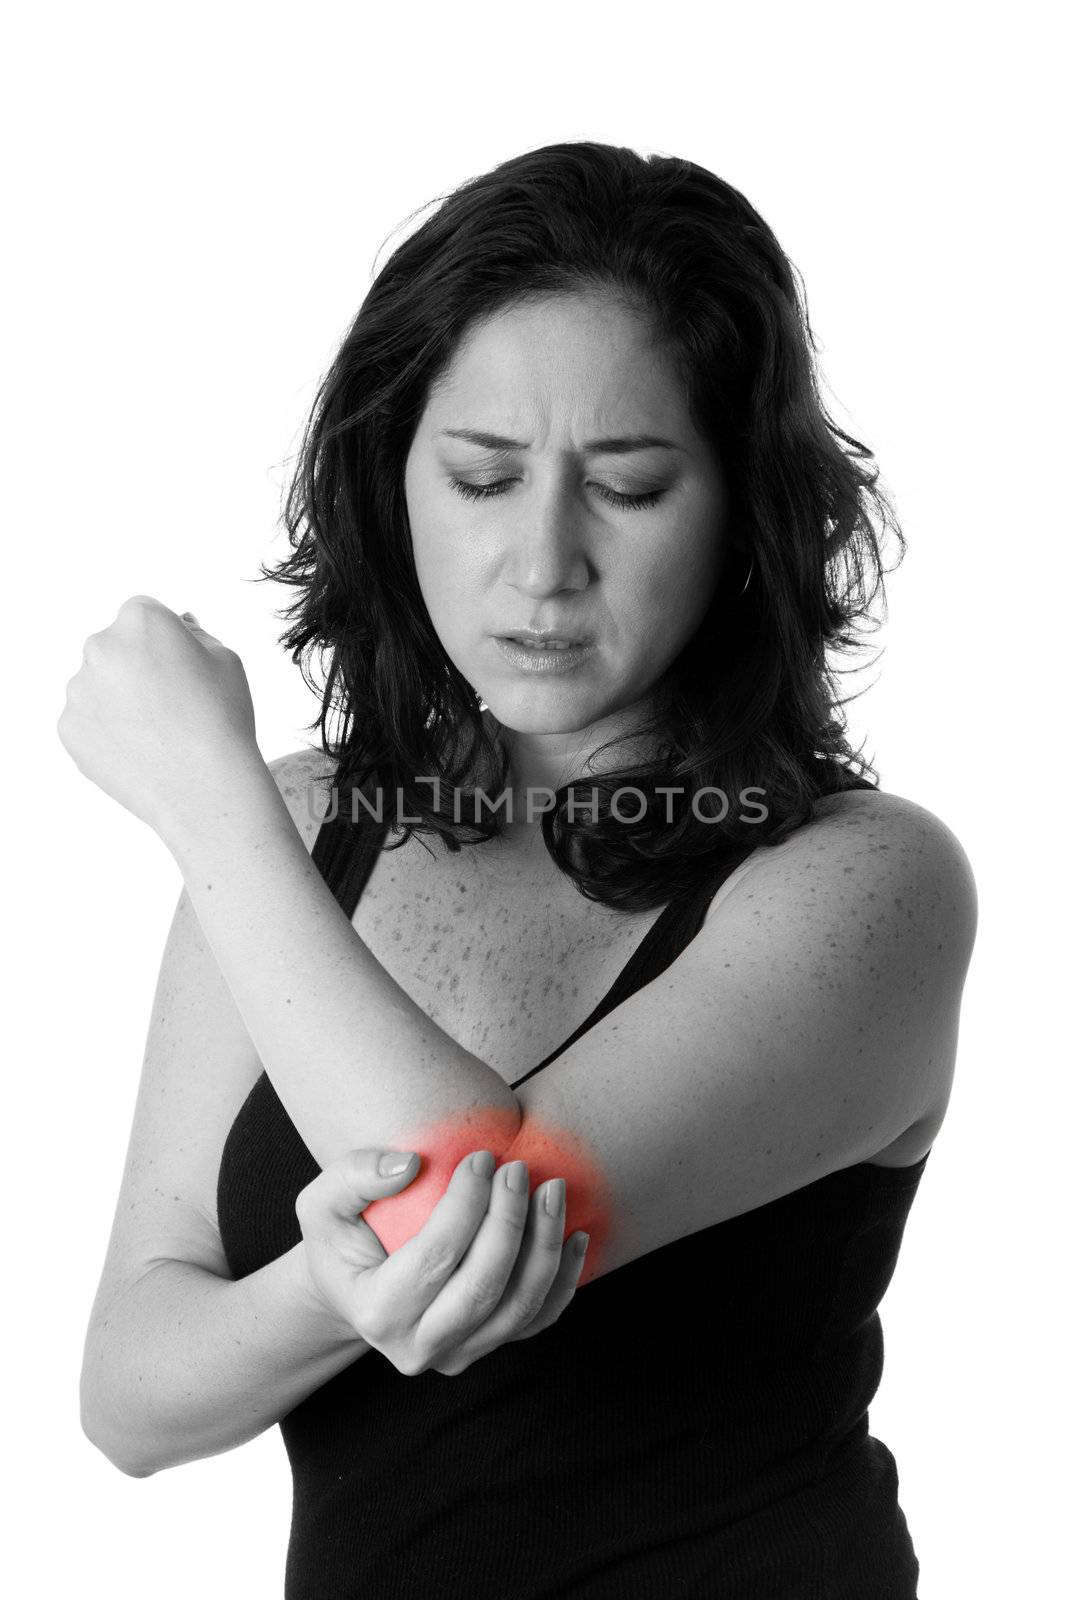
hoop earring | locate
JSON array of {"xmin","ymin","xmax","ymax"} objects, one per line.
[{"xmin": 739, "ymin": 555, "xmax": 755, "ymax": 596}]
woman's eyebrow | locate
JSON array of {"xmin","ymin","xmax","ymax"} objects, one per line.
[{"xmin": 437, "ymin": 428, "xmax": 685, "ymax": 455}]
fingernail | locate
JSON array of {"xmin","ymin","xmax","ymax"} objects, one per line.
[
  {"xmin": 544, "ymin": 1178, "xmax": 565, "ymax": 1217},
  {"xmin": 379, "ymin": 1152, "xmax": 415, "ymax": 1176},
  {"xmin": 574, "ymin": 1232, "xmax": 590, "ymax": 1256},
  {"xmin": 471, "ymin": 1150, "xmax": 495, "ymax": 1179}
]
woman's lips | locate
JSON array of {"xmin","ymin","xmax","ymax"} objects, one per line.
[{"xmin": 492, "ymin": 636, "xmax": 596, "ymax": 675}]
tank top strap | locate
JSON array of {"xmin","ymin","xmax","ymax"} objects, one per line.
[{"xmin": 510, "ymin": 837, "xmax": 763, "ymax": 1090}]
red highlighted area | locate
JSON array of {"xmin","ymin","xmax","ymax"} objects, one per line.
[{"xmin": 362, "ymin": 1105, "xmax": 612, "ymax": 1286}]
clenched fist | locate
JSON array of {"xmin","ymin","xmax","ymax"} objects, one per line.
[{"xmin": 57, "ymin": 595, "xmax": 260, "ymax": 839}]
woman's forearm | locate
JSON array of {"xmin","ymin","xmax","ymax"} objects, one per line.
[
  {"xmin": 82, "ymin": 1244, "xmax": 369, "ymax": 1477},
  {"xmin": 161, "ymin": 753, "xmax": 521, "ymax": 1175}
]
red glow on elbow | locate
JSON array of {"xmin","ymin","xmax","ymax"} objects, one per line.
[{"xmin": 362, "ymin": 1107, "xmax": 610, "ymax": 1286}]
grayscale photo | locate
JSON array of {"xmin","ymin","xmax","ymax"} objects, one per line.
[{"xmin": 9, "ymin": 4, "xmax": 1060, "ymax": 1596}]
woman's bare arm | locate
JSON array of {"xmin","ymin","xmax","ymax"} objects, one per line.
[
  {"xmin": 81, "ymin": 1244, "xmax": 367, "ymax": 1477},
  {"xmin": 80, "ymin": 749, "xmax": 372, "ymax": 1477}
]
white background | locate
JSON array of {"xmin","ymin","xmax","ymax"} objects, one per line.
[{"xmin": 6, "ymin": 2, "xmax": 1062, "ymax": 1594}]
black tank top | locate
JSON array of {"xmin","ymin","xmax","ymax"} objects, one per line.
[{"xmin": 217, "ymin": 784, "xmax": 927, "ymax": 1598}]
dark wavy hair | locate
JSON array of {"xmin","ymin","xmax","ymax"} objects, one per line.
[{"xmin": 255, "ymin": 140, "xmax": 905, "ymax": 912}]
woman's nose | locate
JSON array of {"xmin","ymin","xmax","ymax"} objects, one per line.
[{"xmin": 503, "ymin": 485, "xmax": 591, "ymax": 597}]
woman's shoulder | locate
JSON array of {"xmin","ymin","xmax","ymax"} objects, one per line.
[
  {"xmin": 712, "ymin": 782, "xmax": 978, "ymax": 970},
  {"xmin": 810, "ymin": 784, "xmax": 976, "ymax": 896},
  {"xmin": 804, "ymin": 783, "xmax": 973, "ymax": 913}
]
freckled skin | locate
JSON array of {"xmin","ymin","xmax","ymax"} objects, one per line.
[{"xmin": 362, "ymin": 1108, "xmax": 613, "ymax": 1286}]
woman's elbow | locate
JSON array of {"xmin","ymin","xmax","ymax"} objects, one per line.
[{"xmin": 81, "ymin": 1378, "xmax": 160, "ymax": 1479}]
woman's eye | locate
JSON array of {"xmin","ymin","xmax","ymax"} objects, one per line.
[
  {"xmin": 447, "ymin": 476, "xmax": 664, "ymax": 511},
  {"xmin": 449, "ymin": 477, "xmax": 516, "ymax": 501}
]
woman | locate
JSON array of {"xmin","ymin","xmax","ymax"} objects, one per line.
[{"xmin": 62, "ymin": 142, "xmax": 977, "ymax": 1597}]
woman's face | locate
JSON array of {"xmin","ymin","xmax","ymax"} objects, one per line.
[{"xmin": 403, "ymin": 292, "xmax": 732, "ymax": 741}]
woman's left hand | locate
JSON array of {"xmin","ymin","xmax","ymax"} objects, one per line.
[{"xmin": 57, "ymin": 595, "xmax": 261, "ymax": 840}]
